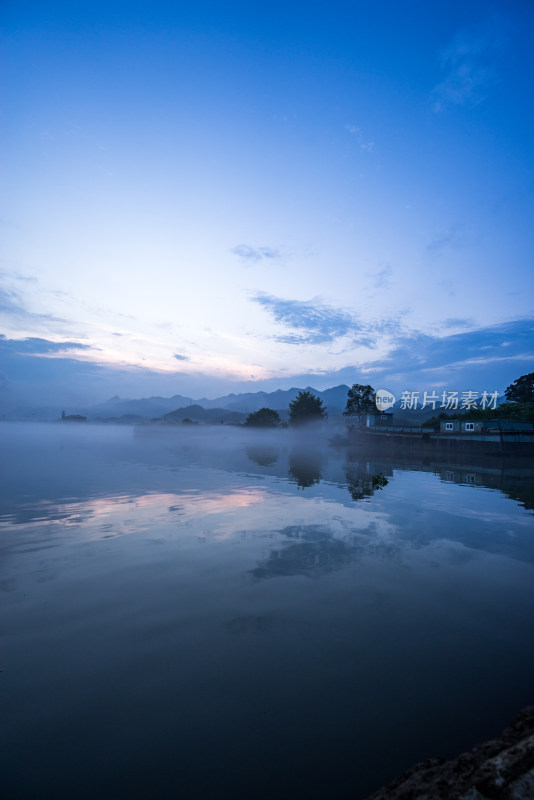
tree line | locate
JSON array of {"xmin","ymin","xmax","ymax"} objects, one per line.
[
  {"xmin": 244, "ymin": 383, "xmax": 376, "ymax": 428},
  {"xmin": 243, "ymin": 373, "xmax": 534, "ymax": 428}
]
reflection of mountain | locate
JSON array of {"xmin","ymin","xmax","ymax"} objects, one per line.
[
  {"xmin": 288, "ymin": 449, "xmax": 323, "ymax": 488},
  {"xmin": 246, "ymin": 445, "xmax": 279, "ymax": 467}
]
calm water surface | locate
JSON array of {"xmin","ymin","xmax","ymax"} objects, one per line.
[{"xmin": 1, "ymin": 423, "xmax": 534, "ymax": 799}]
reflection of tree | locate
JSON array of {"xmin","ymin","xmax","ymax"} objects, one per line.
[
  {"xmin": 344, "ymin": 462, "xmax": 392, "ymax": 502},
  {"xmin": 288, "ymin": 449, "xmax": 323, "ymax": 489},
  {"xmin": 246, "ymin": 445, "xmax": 279, "ymax": 467}
]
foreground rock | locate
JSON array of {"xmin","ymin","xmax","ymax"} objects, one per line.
[{"xmin": 365, "ymin": 706, "xmax": 534, "ymax": 800}]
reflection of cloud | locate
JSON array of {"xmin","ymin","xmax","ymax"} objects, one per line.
[
  {"xmin": 252, "ymin": 293, "xmax": 375, "ymax": 346},
  {"xmin": 250, "ymin": 523, "xmax": 400, "ymax": 580},
  {"xmin": 251, "ymin": 525, "xmax": 355, "ymax": 579},
  {"xmin": 432, "ymin": 17, "xmax": 507, "ymax": 112}
]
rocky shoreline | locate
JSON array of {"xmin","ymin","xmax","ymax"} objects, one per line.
[{"xmin": 364, "ymin": 706, "xmax": 534, "ymax": 800}]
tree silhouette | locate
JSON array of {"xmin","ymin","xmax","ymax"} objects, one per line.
[
  {"xmin": 505, "ymin": 373, "xmax": 534, "ymax": 403},
  {"xmin": 288, "ymin": 390, "xmax": 327, "ymax": 426},
  {"xmin": 244, "ymin": 407, "xmax": 281, "ymax": 427},
  {"xmin": 343, "ymin": 384, "xmax": 376, "ymax": 423}
]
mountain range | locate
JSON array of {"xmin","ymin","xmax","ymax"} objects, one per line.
[
  {"xmin": 1, "ymin": 385, "xmax": 506, "ymax": 423},
  {"xmin": 0, "ymin": 385, "xmax": 351, "ymax": 421}
]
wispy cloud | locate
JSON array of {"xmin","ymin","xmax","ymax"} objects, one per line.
[
  {"xmin": 231, "ymin": 245, "xmax": 282, "ymax": 264},
  {"xmin": 0, "ymin": 335, "xmax": 93, "ymax": 355},
  {"xmin": 252, "ymin": 293, "xmax": 375, "ymax": 346},
  {"xmin": 173, "ymin": 353, "xmax": 190, "ymax": 361},
  {"xmin": 0, "ymin": 286, "xmax": 65, "ymax": 326},
  {"xmin": 372, "ymin": 265, "xmax": 393, "ymax": 290},
  {"xmin": 432, "ymin": 16, "xmax": 508, "ymax": 112},
  {"xmin": 441, "ymin": 317, "xmax": 475, "ymax": 329},
  {"xmin": 371, "ymin": 318, "xmax": 534, "ymax": 377},
  {"xmin": 345, "ymin": 124, "xmax": 374, "ymax": 151},
  {"xmin": 426, "ymin": 226, "xmax": 471, "ymax": 254}
]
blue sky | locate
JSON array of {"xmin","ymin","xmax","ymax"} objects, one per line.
[{"xmin": 1, "ymin": 0, "xmax": 533, "ymax": 407}]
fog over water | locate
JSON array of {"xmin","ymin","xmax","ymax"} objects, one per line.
[{"xmin": 1, "ymin": 423, "xmax": 534, "ymax": 799}]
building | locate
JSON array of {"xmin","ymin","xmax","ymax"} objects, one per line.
[{"xmin": 440, "ymin": 419, "xmax": 533, "ymax": 434}]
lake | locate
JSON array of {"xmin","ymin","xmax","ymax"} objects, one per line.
[{"xmin": 1, "ymin": 422, "xmax": 534, "ymax": 799}]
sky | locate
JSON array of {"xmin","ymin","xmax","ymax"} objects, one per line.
[{"xmin": 1, "ymin": 0, "xmax": 533, "ymax": 408}]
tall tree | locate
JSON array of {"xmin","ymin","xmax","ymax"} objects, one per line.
[
  {"xmin": 244, "ymin": 407, "xmax": 281, "ymax": 428},
  {"xmin": 288, "ymin": 390, "xmax": 327, "ymax": 426},
  {"xmin": 505, "ymin": 373, "xmax": 534, "ymax": 404},
  {"xmin": 343, "ymin": 384, "xmax": 376, "ymax": 423}
]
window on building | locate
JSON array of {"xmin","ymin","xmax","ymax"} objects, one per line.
[
  {"xmin": 465, "ymin": 422, "xmax": 475, "ymax": 432},
  {"xmin": 445, "ymin": 422, "xmax": 454, "ymax": 431}
]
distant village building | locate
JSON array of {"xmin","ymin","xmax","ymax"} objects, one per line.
[
  {"xmin": 440, "ymin": 419, "xmax": 533, "ymax": 433},
  {"xmin": 61, "ymin": 410, "xmax": 87, "ymax": 422},
  {"xmin": 365, "ymin": 412, "xmax": 394, "ymax": 427}
]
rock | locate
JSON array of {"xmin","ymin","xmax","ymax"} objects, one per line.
[{"xmin": 364, "ymin": 706, "xmax": 534, "ymax": 800}]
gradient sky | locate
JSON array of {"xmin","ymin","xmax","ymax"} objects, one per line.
[{"xmin": 1, "ymin": 0, "xmax": 533, "ymax": 407}]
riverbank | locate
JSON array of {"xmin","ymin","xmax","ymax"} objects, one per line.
[{"xmin": 364, "ymin": 706, "xmax": 534, "ymax": 799}]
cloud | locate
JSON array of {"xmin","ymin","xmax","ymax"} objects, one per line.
[
  {"xmin": 231, "ymin": 245, "xmax": 282, "ymax": 264},
  {"xmin": 345, "ymin": 125, "xmax": 374, "ymax": 151},
  {"xmin": 251, "ymin": 318, "xmax": 534, "ymax": 396},
  {"xmin": 0, "ymin": 287, "xmax": 24, "ymax": 315},
  {"xmin": 369, "ymin": 318, "xmax": 534, "ymax": 379},
  {"xmin": 173, "ymin": 353, "xmax": 190, "ymax": 361},
  {"xmin": 0, "ymin": 335, "xmax": 92, "ymax": 355},
  {"xmin": 252, "ymin": 293, "xmax": 375, "ymax": 346},
  {"xmin": 426, "ymin": 226, "xmax": 471, "ymax": 254},
  {"xmin": 0, "ymin": 286, "xmax": 65, "ymax": 325},
  {"xmin": 372, "ymin": 265, "xmax": 393, "ymax": 290},
  {"xmin": 441, "ymin": 317, "xmax": 475, "ymax": 329},
  {"xmin": 432, "ymin": 16, "xmax": 508, "ymax": 112}
]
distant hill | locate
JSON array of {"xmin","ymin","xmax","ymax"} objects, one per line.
[
  {"xmin": 196, "ymin": 385, "xmax": 350, "ymax": 414},
  {"xmin": 89, "ymin": 393, "xmax": 194, "ymax": 420},
  {"xmin": 164, "ymin": 405, "xmax": 247, "ymax": 424}
]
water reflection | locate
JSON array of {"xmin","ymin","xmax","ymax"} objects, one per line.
[
  {"xmin": 246, "ymin": 444, "xmax": 279, "ymax": 467},
  {"xmin": 1, "ymin": 423, "xmax": 534, "ymax": 800},
  {"xmin": 436, "ymin": 464, "xmax": 534, "ymax": 512},
  {"xmin": 251, "ymin": 524, "xmax": 363, "ymax": 579},
  {"xmin": 344, "ymin": 461, "xmax": 394, "ymax": 501},
  {"xmin": 288, "ymin": 447, "xmax": 323, "ymax": 488}
]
